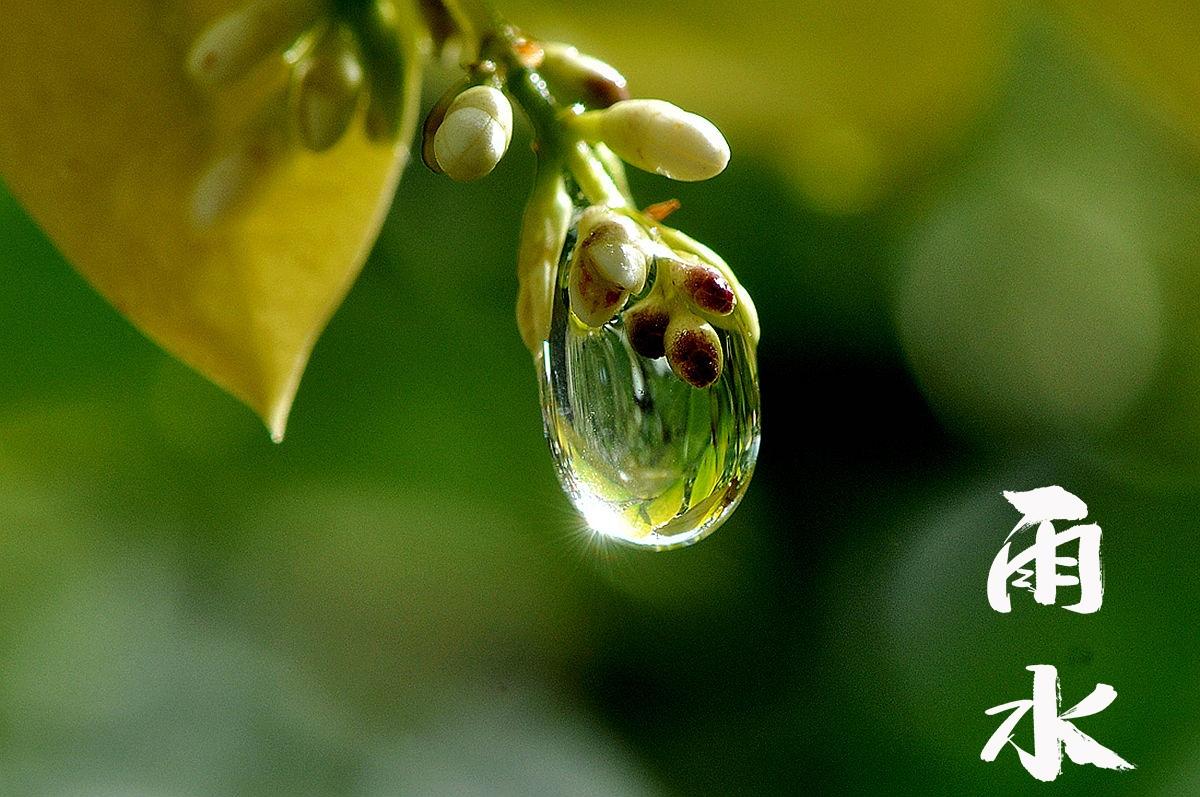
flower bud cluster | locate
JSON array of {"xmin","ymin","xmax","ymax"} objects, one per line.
[
  {"xmin": 627, "ymin": 250, "xmax": 736, "ymax": 389},
  {"xmin": 545, "ymin": 83, "xmax": 742, "ymax": 389},
  {"xmin": 184, "ymin": 10, "xmax": 756, "ymax": 387},
  {"xmin": 565, "ymin": 206, "xmax": 744, "ymax": 389}
]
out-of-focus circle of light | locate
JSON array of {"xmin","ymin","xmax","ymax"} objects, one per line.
[{"xmin": 895, "ymin": 180, "xmax": 1163, "ymax": 437}]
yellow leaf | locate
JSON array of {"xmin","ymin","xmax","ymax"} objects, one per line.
[
  {"xmin": 0, "ymin": 1, "xmax": 425, "ymax": 439},
  {"xmin": 506, "ymin": 0, "xmax": 1016, "ymax": 212}
]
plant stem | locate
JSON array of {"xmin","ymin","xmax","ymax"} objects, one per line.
[{"xmin": 566, "ymin": 141, "xmax": 628, "ymax": 207}]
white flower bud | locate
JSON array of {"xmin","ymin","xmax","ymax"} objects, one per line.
[
  {"xmin": 422, "ymin": 79, "xmax": 470, "ymax": 174},
  {"xmin": 538, "ymin": 43, "xmax": 630, "ymax": 108},
  {"xmin": 575, "ymin": 207, "xmax": 648, "ymax": 292},
  {"xmin": 433, "ymin": 85, "xmax": 514, "ymax": 182},
  {"xmin": 446, "ymin": 85, "xmax": 514, "ymax": 148},
  {"xmin": 576, "ymin": 99, "xmax": 730, "ymax": 182},
  {"xmin": 187, "ymin": 0, "xmax": 323, "ymax": 87}
]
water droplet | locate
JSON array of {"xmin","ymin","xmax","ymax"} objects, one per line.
[{"xmin": 536, "ymin": 244, "xmax": 760, "ymax": 549}]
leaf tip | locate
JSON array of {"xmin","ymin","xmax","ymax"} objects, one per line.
[{"xmin": 266, "ymin": 400, "xmax": 291, "ymax": 444}]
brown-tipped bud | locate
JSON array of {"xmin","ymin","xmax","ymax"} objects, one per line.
[
  {"xmin": 625, "ymin": 300, "xmax": 670, "ymax": 359},
  {"xmin": 538, "ymin": 43, "xmax": 630, "ymax": 109},
  {"xmin": 569, "ymin": 256, "xmax": 627, "ymax": 328},
  {"xmin": 676, "ymin": 262, "xmax": 736, "ymax": 316},
  {"xmin": 665, "ymin": 313, "xmax": 724, "ymax": 388},
  {"xmin": 290, "ymin": 25, "xmax": 364, "ymax": 153}
]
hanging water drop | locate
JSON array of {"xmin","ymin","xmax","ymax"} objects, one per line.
[{"xmin": 535, "ymin": 216, "xmax": 761, "ymax": 549}]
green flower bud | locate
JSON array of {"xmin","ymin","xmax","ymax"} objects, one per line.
[
  {"xmin": 187, "ymin": 0, "xmax": 323, "ymax": 87},
  {"xmin": 665, "ymin": 312, "xmax": 723, "ymax": 388},
  {"xmin": 517, "ymin": 175, "xmax": 572, "ymax": 351},
  {"xmin": 290, "ymin": 24, "xmax": 364, "ymax": 153},
  {"xmin": 192, "ymin": 150, "xmax": 255, "ymax": 229},
  {"xmin": 573, "ymin": 99, "xmax": 729, "ymax": 182},
  {"xmin": 433, "ymin": 85, "xmax": 514, "ymax": 182}
]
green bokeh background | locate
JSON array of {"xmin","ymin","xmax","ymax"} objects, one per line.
[{"xmin": 2, "ymin": 3, "xmax": 1199, "ymax": 794}]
